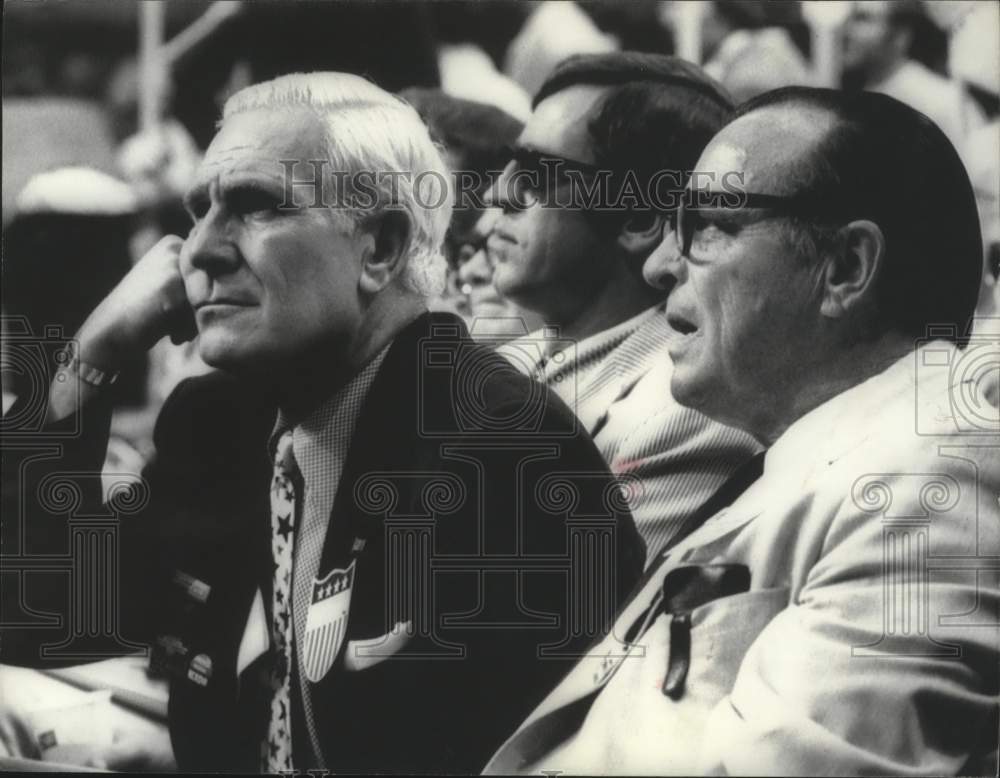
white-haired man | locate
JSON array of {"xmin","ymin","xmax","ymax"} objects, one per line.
[{"xmin": 1, "ymin": 73, "xmax": 644, "ymax": 773}]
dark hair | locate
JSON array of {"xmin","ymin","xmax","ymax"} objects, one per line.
[
  {"xmin": 712, "ymin": 0, "xmax": 802, "ymax": 31},
  {"xmin": 399, "ymin": 88, "xmax": 524, "ymax": 267},
  {"xmin": 736, "ymin": 86, "xmax": 982, "ymax": 344},
  {"xmin": 399, "ymin": 87, "xmax": 523, "ymax": 178},
  {"xmin": 534, "ymin": 52, "xmax": 733, "ymax": 227}
]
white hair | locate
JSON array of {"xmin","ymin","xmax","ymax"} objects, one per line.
[{"xmin": 222, "ymin": 72, "xmax": 452, "ymax": 298}]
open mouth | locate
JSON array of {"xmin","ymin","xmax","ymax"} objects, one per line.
[{"xmin": 667, "ymin": 313, "xmax": 698, "ymax": 336}]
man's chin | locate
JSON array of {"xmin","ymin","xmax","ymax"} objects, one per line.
[
  {"xmin": 668, "ymin": 371, "xmax": 706, "ymax": 412},
  {"xmin": 470, "ymin": 299, "xmax": 514, "ymax": 319},
  {"xmin": 196, "ymin": 335, "xmax": 252, "ymax": 374}
]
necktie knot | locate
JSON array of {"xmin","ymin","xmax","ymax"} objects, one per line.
[{"xmin": 275, "ymin": 431, "xmax": 297, "ymax": 474}]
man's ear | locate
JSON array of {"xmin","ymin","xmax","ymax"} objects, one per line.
[
  {"xmin": 819, "ymin": 219, "xmax": 885, "ymax": 319},
  {"xmin": 359, "ymin": 209, "xmax": 411, "ymax": 295},
  {"xmin": 890, "ymin": 24, "xmax": 913, "ymax": 61},
  {"xmin": 616, "ymin": 211, "xmax": 665, "ymax": 258}
]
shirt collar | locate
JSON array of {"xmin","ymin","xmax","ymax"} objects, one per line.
[
  {"xmin": 764, "ymin": 346, "xmax": 920, "ymax": 480},
  {"xmin": 269, "ymin": 346, "xmax": 390, "ymax": 463},
  {"xmin": 522, "ymin": 304, "xmax": 662, "ymax": 375}
]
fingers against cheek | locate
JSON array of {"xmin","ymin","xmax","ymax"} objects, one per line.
[
  {"xmin": 177, "ymin": 236, "xmax": 204, "ymax": 301},
  {"xmin": 176, "ymin": 233, "xmax": 196, "ymax": 275},
  {"xmin": 161, "ymin": 233, "xmax": 185, "ymax": 250}
]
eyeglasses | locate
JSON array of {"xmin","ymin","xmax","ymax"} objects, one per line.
[
  {"xmin": 498, "ymin": 145, "xmax": 603, "ymax": 209},
  {"xmin": 453, "ymin": 229, "xmax": 490, "ymax": 266},
  {"xmin": 669, "ymin": 190, "xmax": 849, "ymax": 256}
]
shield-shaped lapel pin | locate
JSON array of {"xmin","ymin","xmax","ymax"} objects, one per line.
[{"xmin": 303, "ymin": 560, "xmax": 356, "ymax": 683}]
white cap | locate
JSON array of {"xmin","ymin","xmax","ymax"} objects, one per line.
[{"xmin": 16, "ymin": 166, "xmax": 138, "ymax": 216}]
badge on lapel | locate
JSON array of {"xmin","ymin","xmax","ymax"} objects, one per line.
[{"xmin": 303, "ymin": 561, "xmax": 356, "ymax": 683}]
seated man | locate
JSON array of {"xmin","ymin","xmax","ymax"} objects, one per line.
[
  {"xmin": 0, "ymin": 73, "xmax": 644, "ymax": 773},
  {"xmin": 399, "ymin": 88, "xmax": 542, "ymax": 339},
  {"xmin": 491, "ymin": 53, "xmax": 760, "ymax": 559},
  {"xmin": 485, "ymin": 87, "xmax": 999, "ymax": 774}
]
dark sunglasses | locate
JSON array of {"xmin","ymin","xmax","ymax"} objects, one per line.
[
  {"xmin": 452, "ymin": 229, "xmax": 490, "ymax": 266},
  {"xmin": 501, "ymin": 144, "xmax": 602, "ymax": 177},
  {"xmin": 669, "ymin": 190, "xmax": 851, "ymax": 255},
  {"xmin": 498, "ymin": 145, "xmax": 604, "ymax": 208}
]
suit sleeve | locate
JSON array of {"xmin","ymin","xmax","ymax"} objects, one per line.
[
  {"xmin": 0, "ymin": 380, "xmax": 208, "ymax": 668},
  {"xmin": 699, "ymin": 452, "xmax": 1000, "ymax": 775}
]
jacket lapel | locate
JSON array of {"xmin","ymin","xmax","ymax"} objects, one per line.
[{"xmin": 317, "ymin": 311, "xmax": 452, "ymax": 577}]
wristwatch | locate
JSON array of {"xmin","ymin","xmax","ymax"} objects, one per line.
[{"xmin": 59, "ymin": 344, "xmax": 120, "ymax": 388}]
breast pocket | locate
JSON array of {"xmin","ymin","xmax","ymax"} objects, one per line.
[
  {"xmin": 628, "ymin": 564, "xmax": 789, "ymax": 705},
  {"xmin": 341, "ymin": 620, "xmax": 413, "ymax": 672},
  {"xmin": 680, "ymin": 586, "xmax": 791, "ymax": 707},
  {"xmin": 575, "ymin": 584, "xmax": 792, "ymax": 775}
]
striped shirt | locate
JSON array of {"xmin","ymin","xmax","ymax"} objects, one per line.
[{"xmin": 500, "ymin": 304, "xmax": 761, "ymax": 562}]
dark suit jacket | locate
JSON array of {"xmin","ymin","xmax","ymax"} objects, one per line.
[{"xmin": 1, "ymin": 312, "xmax": 644, "ymax": 773}]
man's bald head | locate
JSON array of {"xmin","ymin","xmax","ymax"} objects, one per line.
[
  {"xmin": 641, "ymin": 87, "xmax": 980, "ymax": 441},
  {"xmin": 732, "ymin": 87, "xmax": 982, "ymax": 344},
  {"xmin": 697, "ymin": 105, "xmax": 837, "ymax": 196}
]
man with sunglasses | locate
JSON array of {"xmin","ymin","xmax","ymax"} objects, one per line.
[
  {"xmin": 484, "ymin": 87, "xmax": 999, "ymax": 775},
  {"xmin": 491, "ymin": 53, "xmax": 760, "ymax": 563}
]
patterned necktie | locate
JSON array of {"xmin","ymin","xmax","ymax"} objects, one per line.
[{"xmin": 263, "ymin": 431, "xmax": 297, "ymax": 773}]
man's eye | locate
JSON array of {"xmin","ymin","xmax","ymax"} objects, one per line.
[
  {"xmin": 514, "ymin": 174, "xmax": 543, "ymax": 207},
  {"xmin": 688, "ymin": 211, "xmax": 709, "ymax": 235},
  {"xmin": 686, "ymin": 212, "xmax": 737, "ymax": 252},
  {"xmin": 231, "ymin": 189, "xmax": 280, "ymax": 215},
  {"xmin": 457, "ymin": 245, "xmax": 477, "ymax": 265},
  {"xmin": 692, "ymin": 212, "xmax": 739, "ymax": 238},
  {"xmin": 186, "ymin": 197, "xmax": 209, "ymax": 221},
  {"xmin": 712, "ymin": 216, "xmax": 742, "ymax": 235}
]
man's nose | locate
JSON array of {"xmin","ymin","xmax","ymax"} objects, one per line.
[
  {"xmin": 642, "ymin": 227, "xmax": 686, "ymax": 291},
  {"xmin": 482, "ymin": 177, "xmax": 500, "ymax": 209},
  {"xmin": 181, "ymin": 207, "xmax": 240, "ymax": 275},
  {"xmin": 491, "ymin": 164, "xmax": 520, "ymax": 214}
]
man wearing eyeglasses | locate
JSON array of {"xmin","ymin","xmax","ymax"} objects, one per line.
[
  {"xmin": 490, "ymin": 52, "xmax": 760, "ymax": 563},
  {"xmin": 484, "ymin": 87, "xmax": 999, "ymax": 775}
]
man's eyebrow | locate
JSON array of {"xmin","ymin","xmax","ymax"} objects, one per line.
[
  {"xmin": 183, "ymin": 173, "xmax": 285, "ymax": 209},
  {"xmin": 222, "ymin": 173, "xmax": 284, "ymax": 192}
]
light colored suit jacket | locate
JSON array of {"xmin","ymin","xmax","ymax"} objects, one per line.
[
  {"xmin": 485, "ymin": 341, "xmax": 1000, "ymax": 775},
  {"xmin": 501, "ymin": 306, "xmax": 760, "ymax": 561}
]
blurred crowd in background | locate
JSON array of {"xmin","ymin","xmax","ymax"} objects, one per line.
[{"xmin": 2, "ymin": 0, "xmax": 999, "ymax": 510}]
